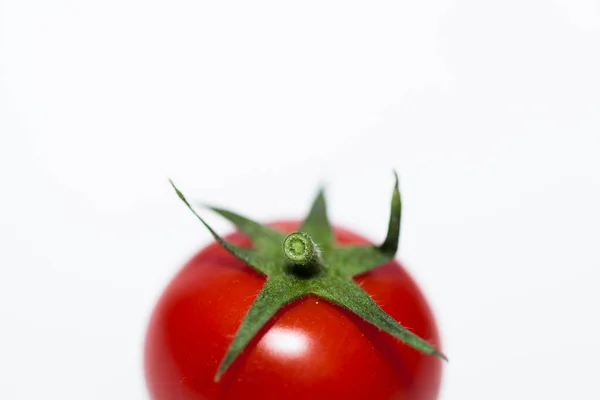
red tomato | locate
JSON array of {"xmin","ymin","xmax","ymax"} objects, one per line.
[{"xmin": 144, "ymin": 221, "xmax": 442, "ymax": 399}]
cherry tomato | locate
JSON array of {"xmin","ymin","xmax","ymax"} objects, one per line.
[{"xmin": 144, "ymin": 221, "xmax": 442, "ymax": 399}]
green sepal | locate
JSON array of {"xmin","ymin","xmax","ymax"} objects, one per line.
[
  {"xmin": 313, "ymin": 276, "xmax": 446, "ymax": 360},
  {"xmin": 215, "ymin": 275, "xmax": 310, "ymax": 381},
  {"xmin": 170, "ymin": 180, "xmax": 275, "ymax": 275},
  {"xmin": 326, "ymin": 246, "xmax": 391, "ymax": 277},
  {"xmin": 298, "ymin": 188, "xmax": 334, "ymax": 251},
  {"xmin": 326, "ymin": 171, "xmax": 401, "ymax": 277},
  {"xmin": 206, "ymin": 205, "xmax": 286, "ymax": 249},
  {"xmin": 205, "ymin": 206, "xmax": 287, "ymax": 275},
  {"xmin": 381, "ymin": 170, "xmax": 401, "ymax": 255}
]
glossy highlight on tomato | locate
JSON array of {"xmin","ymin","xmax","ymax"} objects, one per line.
[{"xmin": 144, "ymin": 221, "xmax": 442, "ymax": 400}]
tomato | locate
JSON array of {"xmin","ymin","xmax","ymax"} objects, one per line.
[{"xmin": 144, "ymin": 220, "xmax": 442, "ymax": 400}]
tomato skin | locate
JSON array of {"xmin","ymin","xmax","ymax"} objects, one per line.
[{"xmin": 144, "ymin": 221, "xmax": 442, "ymax": 400}]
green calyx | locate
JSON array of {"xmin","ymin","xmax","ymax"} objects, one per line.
[{"xmin": 169, "ymin": 172, "xmax": 446, "ymax": 382}]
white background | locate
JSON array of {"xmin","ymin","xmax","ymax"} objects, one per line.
[{"xmin": 1, "ymin": 1, "xmax": 599, "ymax": 399}]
